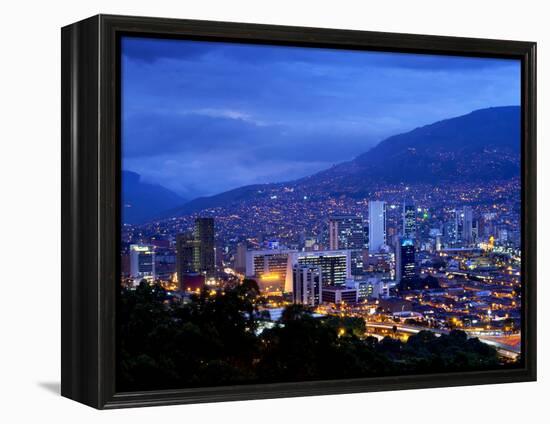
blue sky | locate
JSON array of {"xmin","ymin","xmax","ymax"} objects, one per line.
[{"xmin": 121, "ymin": 36, "xmax": 520, "ymax": 200}]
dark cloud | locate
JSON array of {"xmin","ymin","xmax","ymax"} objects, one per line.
[
  {"xmin": 122, "ymin": 112, "xmax": 271, "ymax": 158},
  {"xmin": 123, "ymin": 111, "xmax": 376, "ymax": 164}
]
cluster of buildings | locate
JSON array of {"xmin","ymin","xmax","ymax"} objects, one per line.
[
  {"xmin": 123, "ymin": 201, "xmax": 415, "ymax": 303},
  {"xmin": 121, "ymin": 188, "xmax": 521, "ymax": 343},
  {"xmin": 241, "ymin": 201, "xmax": 411, "ymax": 307},
  {"xmin": 124, "ymin": 218, "xmax": 217, "ymax": 291}
]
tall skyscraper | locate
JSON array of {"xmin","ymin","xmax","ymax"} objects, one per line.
[
  {"xmin": 292, "ymin": 264, "xmax": 323, "ymax": 306},
  {"xmin": 453, "ymin": 206, "xmax": 474, "ymax": 245},
  {"xmin": 328, "ymin": 215, "xmax": 365, "ymax": 275},
  {"xmin": 471, "ymin": 219, "xmax": 479, "ymax": 243},
  {"xmin": 461, "ymin": 206, "xmax": 474, "ymax": 245},
  {"xmin": 369, "ymin": 201, "xmax": 387, "ymax": 252},
  {"xmin": 328, "ymin": 215, "xmax": 365, "ymax": 250},
  {"xmin": 129, "ymin": 244, "xmax": 156, "ymax": 282},
  {"xmin": 403, "ymin": 202, "xmax": 416, "ymax": 239},
  {"xmin": 176, "ymin": 233, "xmax": 197, "ymax": 286},
  {"xmin": 176, "ymin": 218, "xmax": 216, "ymax": 285},
  {"xmin": 396, "ymin": 238, "xmax": 416, "ymax": 283},
  {"xmin": 234, "ymin": 242, "xmax": 247, "ymax": 273},
  {"xmin": 194, "ymin": 217, "xmax": 215, "ymax": 276}
]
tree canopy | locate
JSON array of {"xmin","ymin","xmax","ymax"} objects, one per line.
[{"xmin": 118, "ymin": 281, "xmax": 507, "ymax": 391}]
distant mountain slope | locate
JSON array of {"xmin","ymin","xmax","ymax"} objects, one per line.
[
  {"xmin": 122, "ymin": 171, "xmax": 185, "ymax": 224},
  {"xmin": 163, "ymin": 183, "xmax": 282, "ymax": 217},
  {"xmin": 309, "ymin": 105, "xmax": 520, "ymax": 186},
  {"xmin": 168, "ymin": 106, "xmax": 521, "ymax": 217}
]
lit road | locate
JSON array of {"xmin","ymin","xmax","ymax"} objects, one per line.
[{"xmin": 364, "ymin": 322, "xmax": 520, "ymax": 359}]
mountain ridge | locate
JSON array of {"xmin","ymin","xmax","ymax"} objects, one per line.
[
  {"xmin": 122, "ymin": 171, "xmax": 185, "ymax": 224},
  {"xmin": 153, "ymin": 105, "xmax": 521, "ymax": 219},
  {"xmin": 299, "ymin": 105, "xmax": 520, "ymax": 187}
]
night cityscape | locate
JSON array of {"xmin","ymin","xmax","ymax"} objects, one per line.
[{"xmin": 118, "ymin": 36, "xmax": 522, "ymax": 390}]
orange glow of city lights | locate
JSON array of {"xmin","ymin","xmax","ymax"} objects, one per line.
[{"xmin": 260, "ymin": 273, "xmax": 280, "ymax": 281}]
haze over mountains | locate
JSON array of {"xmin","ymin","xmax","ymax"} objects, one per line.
[
  {"xmin": 295, "ymin": 105, "xmax": 520, "ymax": 194},
  {"xmin": 124, "ymin": 106, "xmax": 520, "ymax": 224},
  {"xmin": 122, "ymin": 171, "xmax": 184, "ymax": 224}
]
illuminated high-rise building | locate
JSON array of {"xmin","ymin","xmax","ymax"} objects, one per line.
[
  {"xmin": 364, "ymin": 250, "xmax": 395, "ymax": 280},
  {"xmin": 292, "ymin": 264, "xmax": 322, "ymax": 306},
  {"xmin": 471, "ymin": 219, "xmax": 479, "ymax": 243},
  {"xmin": 328, "ymin": 215, "xmax": 364, "ymax": 250},
  {"xmin": 446, "ymin": 208, "xmax": 463, "ymax": 245},
  {"xmin": 129, "ymin": 244, "xmax": 156, "ymax": 282},
  {"xmin": 403, "ymin": 201, "xmax": 416, "ymax": 239},
  {"xmin": 452, "ymin": 206, "xmax": 474, "ymax": 245},
  {"xmin": 245, "ymin": 249, "xmax": 297, "ymax": 293},
  {"xmin": 296, "ymin": 250, "xmax": 350, "ymax": 287},
  {"xmin": 194, "ymin": 217, "xmax": 215, "ymax": 276},
  {"xmin": 245, "ymin": 248, "xmax": 351, "ymax": 292},
  {"xmin": 328, "ymin": 215, "xmax": 364, "ymax": 275},
  {"xmin": 461, "ymin": 206, "xmax": 474, "ymax": 244},
  {"xmin": 395, "ymin": 238, "xmax": 416, "ymax": 283},
  {"xmin": 176, "ymin": 233, "xmax": 197, "ymax": 287},
  {"xmin": 234, "ymin": 242, "xmax": 247, "ymax": 273},
  {"xmin": 175, "ymin": 218, "xmax": 216, "ymax": 285},
  {"xmin": 368, "ymin": 201, "xmax": 387, "ymax": 252}
]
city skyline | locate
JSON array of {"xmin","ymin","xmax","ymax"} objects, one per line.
[{"xmin": 119, "ymin": 35, "xmax": 523, "ymax": 392}]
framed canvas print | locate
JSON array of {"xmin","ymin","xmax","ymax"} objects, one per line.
[{"xmin": 61, "ymin": 14, "xmax": 536, "ymax": 409}]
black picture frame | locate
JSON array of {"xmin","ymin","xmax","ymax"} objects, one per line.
[{"xmin": 61, "ymin": 14, "xmax": 537, "ymax": 409}]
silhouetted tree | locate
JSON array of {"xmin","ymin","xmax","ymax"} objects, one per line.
[{"xmin": 118, "ymin": 283, "xmax": 507, "ymax": 392}]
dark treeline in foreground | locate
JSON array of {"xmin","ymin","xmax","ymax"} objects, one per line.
[{"xmin": 118, "ymin": 281, "xmax": 505, "ymax": 391}]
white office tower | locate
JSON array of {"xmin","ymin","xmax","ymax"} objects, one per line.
[
  {"xmin": 462, "ymin": 206, "xmax": 474, "ymax": 244},
  {"xmin": 292, "ymin": 264, "xmax": 322, "ymax": 306},
  {"xmin": 245, "ymin": 248, "xmax": 297, "ymax": 293},
  {"xmin": 369, "ymin": 201, "xmax": 387, "ymax": 252},
  {"xmin": 129, "ymin": 244, "xmax": 156, "ymax": 284}
]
